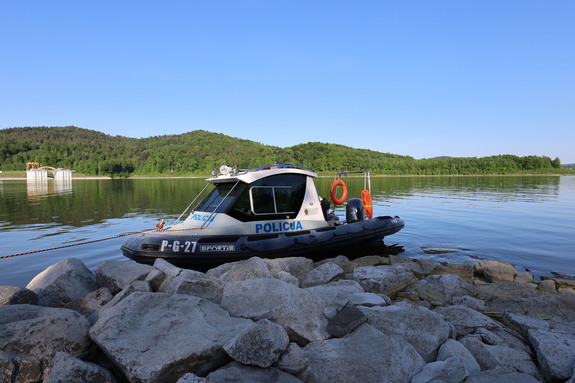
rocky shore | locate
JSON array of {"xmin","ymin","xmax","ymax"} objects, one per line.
[{"xmin": 1, "ymin": 254, "xmax": 575, "ymax": 383}]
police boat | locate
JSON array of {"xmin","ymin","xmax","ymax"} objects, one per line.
[{"xmin": 121, "ymin": 164, "xmax": 404, "ymax": 269}]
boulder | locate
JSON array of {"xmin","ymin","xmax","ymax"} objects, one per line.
[
  {"xmin": 177, "ymin": 374, "xmax": 207, "ymax": 383},
  {"xmin": 411, "ymin": 357, "xmax": 470, "ymax": 383},
  {"xmin": 542, "ymin": 272, "xmax": 575, "ymax": 289},
  {"xmin": 436, "ymin": 339, "xmax": 481, "ymax": 375},
  {"xmin": 275, "ymin": 271, "xmax": 300, "ymax": 286},
  {"xmin": 558, "ymin": 287, "xmax": 575, "ymax": 309},
  {"xmin": 326, "ymin": 305, "xmax": 367, "ymax": 337},
  {"xmin": 537, "ymin": 279, "xmax": 557, "ymax": 293},
  {"xmin": 484, "ymin": 294, "xmax": 575, "ymax": 319},
  {"xmin": 0, "ymin": 286, "xmax": 37, "ymax": 306},
  {"xmin": 464, "ymin": 368, "xmax": 542, "ymax": 383},
  {"xmin": 90, "ymin": 292, "xmax": 253, "ymax": 383},
  {"xmin": 431, "ymin": 262, "xmax": 474, "ymax": 283},
  {"xmin": 26, "ymin": 258, "xmax": 98, "ymax": 307},
  {"xmin": 529, "ymin": 329, "xmax": 575, "ymax": 382},
  {"xmin": 460, "ymin": 335, "xmax": 541, "ymax": 380},
  {"xmin": 450, "ymin": 295, "xmax": 486, "ymax": 311},
  {"xmin": 301, "ymin": 262, "xmax": 344, "ymax": 287},
  {"xmin": 95, "ymin": 260, "xmax": 153, "ymax": 294},
  {"xmin": 65, "ymin": 287, "xmax": 113, "ymax": 317},
  {"xmin": 159, "ymin": 270, "xmax": 223, "ymax": 303},
  {"xmin": 360, "ymin": 303, "xmax": 452, "ymax": 362},
  {"xmin": 476, "ymin": 282, "xmax": 540, "ymax": 300},
  {"xmin": 218, "ymin": 257, "xmax": 273, "ymax": 282},
  {"xmin": 145, "ymin": 268, "xmax": 166, "ymax": 291},
  {"xmin": 347, "ymin": 292, "xmax": 391, "ymax": 307},
  {"xmin": 474, "ymin": 260, "xmax": 517, "ymax": 283},
  {"xmin": 0, "ymin": 350, "xmax": 43, "ymax": 383},
  {"xmin": 206, "ymin": 361, "xmax": 303, "ymax": 383},
  {"xmin": 352, "ymin": 265, "xmax": 418, "ymax": 297},
  {"xmin": 275, "ymin": 343, "xmax": 307, "ymax": 375},
  {"xmin": 435, "ymin": 305, "xmax": 528, "ymax": 351},
  {"xmin": 223, "ymin": 319, "xmax": 289, "ymax": 368},
  {"xmin": 514, "ymin": 272, "xmax": 534, "ymax": 284},
  {"xmin": 415, "ymin": 274, "xmax": 477, "ymax": 306},
  {"xmin": 44, "ymin": 352, "xmax": 115, "ymax": 383},
  {"xmin": 264, "ymin": 257, "xmax": 313, "ymax": 282},
  {"xmin": 299, "ymin": 324, "xmax": 425, "ymax": 383},
  {"xmin": 220, "ymin": 278, "xmax": 328, "ymax": 344},
  {"xmin": 304, "ymin": 280, "xmax": 364, "ymax": 307},
  {"xmin": 0, "ymin": 305, "xmax": 92, "ymax": 362}
]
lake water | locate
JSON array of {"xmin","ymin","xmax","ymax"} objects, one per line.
[{"xmin": 1, "ymin": 176, "xmax": 574, "ymax": 287}]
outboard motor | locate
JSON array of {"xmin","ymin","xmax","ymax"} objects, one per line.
[{"xmin": 346, "ymin": 198, "xmax": 365, "ymax": 223}]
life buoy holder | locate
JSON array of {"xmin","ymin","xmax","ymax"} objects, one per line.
[
  {"xmin": 330, "ymin": 179, "xmax": 348, "ymax": 205},
  {"xmin": 361, "ymin": 190, "xmax": 373, "ymax": 219}
]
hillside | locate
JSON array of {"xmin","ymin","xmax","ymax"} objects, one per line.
[{"xmin": 0, "ymin": 126, "xmax": 568, "ymax": 176}]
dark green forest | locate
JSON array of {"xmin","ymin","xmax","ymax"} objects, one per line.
[{"xmin": 0, "ymin": 126, "xmax": 570, "ymax": 177}]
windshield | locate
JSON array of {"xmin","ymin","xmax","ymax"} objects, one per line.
[{"xmin": 194, "ymin": 182, "xmax": 245, "ymax": 213}]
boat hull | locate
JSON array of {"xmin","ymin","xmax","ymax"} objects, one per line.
[{"xmin": 121, "ymin": 216, "xmax": 404, "ymax": 270}]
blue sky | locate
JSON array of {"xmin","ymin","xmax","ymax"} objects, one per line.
[{"xmin": 1, "ymin": 1, "xmax": 574, "ymax": 162}]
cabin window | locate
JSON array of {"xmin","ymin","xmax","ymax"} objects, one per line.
[
  {"xmin": 228, "ymin": 174, "xmax": 306, "ymax": 222},
  {"xmin": 250, "ymin": 186, "xmax": 294, "ymax": 215}
]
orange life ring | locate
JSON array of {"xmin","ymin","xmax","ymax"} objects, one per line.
[
  {"xmin": 330, "ymin": 179, "xmax": 348, "ymax": 205},
  {"xmin": 361, "ymin": 190, "xmax": 373, "ymax": 219}
]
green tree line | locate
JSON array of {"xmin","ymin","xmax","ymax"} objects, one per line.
[{"xmin": 0, "ymin": 126, "xmax": 570, "ymax": 177}]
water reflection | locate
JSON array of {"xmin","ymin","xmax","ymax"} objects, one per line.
[{"xmin": 26, "ymin": 179, "xmax": 73, "ymax": 202}]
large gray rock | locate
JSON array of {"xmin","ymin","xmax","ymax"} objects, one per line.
[
  {"xmin": 159, "ymin": 269, "xmax": 224, "ymax": 303},
  {"xmin": 476, "ymin": 281, "xmax": 540, "ymax": 300},
  {"xmin": 474, "ymin": 260, "xmax": 517, "ymax": 283},
  {"xmin": 352, "ymin": 265, "xmax": 418, "ymax": 297},
  {"xmin": 304, "ymin": 280, "xmax": 364, "ymax": 307},
  {"xmin": 485, "ymin": 294, "xmax": 575, "ymax": 319},
  {"xmin": 44, "ymin": 352, "xmax": 116, "ymax": 383},
  {"xmin": 264, "ymin": 257, "xmax": 314, "ymax": 282},
  {"xmin": 26, "ymin": 258, "xmax": 98, "ymax": 307},
  {"xmin": 275, "ymin": 343, "xmax": 306, "ymax": 375},
  {"xmin": 360, "ymin": 303, "xmax": 452, "ymax": 362},
  {"xmin": 326, "ymin": 305, "xmax": 367, "ymax": 338},
  {"xmin": 301, "ymin": 262, "xmax": 344, "ymax": 287},
  {"xmin": 95, "ymin": 260, "xmax": 153, "ymax": 294},
  {"xmin": 0, "ymin": 286, "xmax": 37, "ymax": 306},
  {"xmin": 219, "ymin": 257, "xmax": 273, "ymax": 282},
  {"xmin": 529, "ymin": 329, "xmax": 575, "ymax": 382},
  {"xmin": 502, "ymin": 312, "xmax": 575, "ymax": 337},
  {"xmin": 464, "ymin": 368, "xmax": 542, "ymax": 383},
  {"xmin": 299, "ymin": 324, "xmax": 425, "ymax": 383},
  {"xmin": 411, "ymin": 357, "xmax": 469, "ymax": 383},
  {"xmin": 220, "ymin": 278, "xmax": 328, "ymax": 344},
  {"xmin": 65, "ymin": 287, "xmax": 113, "ymax": 317},
  {"xmin": 223, "ymin": 319, "xmax": 289, "ymax": 368},
  {"xmin": 436, "ymin": 339, "xmax": 481, "ymax": 375},
  {"xmin": 435, "ymin": 305, "xmax": 527, "ymax": 352},
  {"xmin": 206, "ymin": 362, "xmax": 303, "ymax": 383},
  {"xmin": 0, "ymin": 305, "xmax": 92, "ymax": 361},
  {"xmin": 415, "ymin": 274, "xmax": 477, "ymax": 305},
  {"xmin": 431, "ymin": 262, "xmax": 474, "ymax": 283},
  {"xmin": 90, "ymin": 292, "xmax": 253, "ymax": 383},
  {"xmin": 460, "ymin": 335, "xmax": 541, "ymax": 380},
  {"xmin": 0, "ymin": 350, "xmax": 43, "ymax": 383},
  {"xmin": 89, "ymin": 280, "xmax": 152, "ymax": 324}
]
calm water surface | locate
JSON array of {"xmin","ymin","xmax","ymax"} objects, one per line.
[{"xmin": 1, "ymin": 176, "xmax": 574, "ymax": 287}]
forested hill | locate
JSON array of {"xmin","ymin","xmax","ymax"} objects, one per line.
[{"xmin": 0, "ymin": 126, "xmax": 568, "ymax": 176}]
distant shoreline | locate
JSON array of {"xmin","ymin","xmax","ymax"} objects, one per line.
[{"xmin": 0, "ymin": 173, "xmax": 572, "ymax": 181}]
